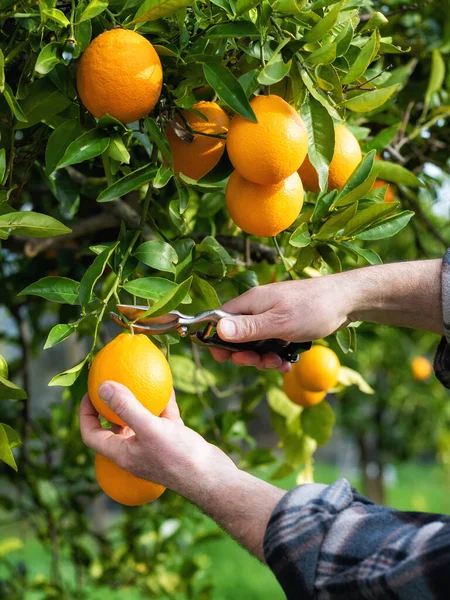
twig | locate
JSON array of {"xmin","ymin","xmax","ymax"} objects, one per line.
[
  {"xmin": 394, "ymin": 100, "xmax": 415, "ymax": 147},
  {"xmin": 191, "ymin": 233, "xmax": 278, "ymax": 263}
]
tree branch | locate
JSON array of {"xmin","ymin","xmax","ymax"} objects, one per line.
[{"xmin": 192, "ymin": 233, "xmax": 278, "ymax": 264}]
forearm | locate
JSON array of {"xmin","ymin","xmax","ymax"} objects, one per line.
[
  {"xmin": 347, "ymin": 259, "xmax": 443, "ymax": 334},
  {"xmin": 175, "ymin": 448, "xmax": 285, "ymax": 561}
]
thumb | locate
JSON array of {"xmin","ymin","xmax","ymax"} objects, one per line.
[
  {"xmin": 217, "ymin": 314, "xmax": 274, "ymax": 343},
  {"xmin": 98, "ymin": 381, "xmax": 155, "ymax": 433}
]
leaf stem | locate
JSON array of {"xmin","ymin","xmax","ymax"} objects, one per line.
[{"xmin": 273, "ymin": 236, "xmax": 295, "ymax": 279}]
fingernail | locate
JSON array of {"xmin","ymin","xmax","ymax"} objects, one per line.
[
  {"xmin": 98, "ymin": 383, "xmax": 113, "ymax": 402},
  {"xmin": 220, "ymin": 319, "xmax": 237, "ymax": 339},
  {"xmin": 266, "ymin": 363, "xmax": 279, "ymax": 370}
]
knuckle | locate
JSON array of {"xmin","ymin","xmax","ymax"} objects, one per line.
[{"xmin": 110, "ymin": 393, "xmax": 128, "ymax": 418}]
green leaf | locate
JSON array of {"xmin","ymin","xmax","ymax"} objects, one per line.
[
  {"xmin": 122, "ymin": 277, "xmax": 191, "ymax": 303},
  {"xmin": 424, "ymin": 49, "xmax": 445, "ymax": 114},
  {"xmin": 336, "ymin": 241, "xmax": 381, "ymax": 265},
  {"xmin": 355, "ymin": 210, "xmax": 414, "ymax": 241},
  {"xmin": 35, "ymin": 42, "xmax": 62, "ymax": 75},
  {"xmin": 203, "ymin": 63, "xmax": 256, "ymax": 122},
  {"xmin": 0, "ymin": 377, "xmax": 27, "ymax": 400},
  {"xmin": 338, "ymin": 366, "xmax": 374, "ymax": 394},
  {"xmin": 335, "ymin": 150, "xmax": 376, "ymax": 202},
  {"xmin": 0, "ymin": 424, "xmax": 21, "ymax": 471},
  {"xmin": 301, "ymin": 96, "xmax": 335, "ymax": 191},
  {"xmin": 307, "ymin": 43, "xmax": 337, "ymax": 65},
  {"xmin": 235, "ymin": 0, "xmax": 262, "ymax": 14},
  {"xmin": 376, "ymin": 161, "xmax": 422, "ymax": 188},
  {"xmin": 145, "ymin": 118, "xmax": 172, "ymax": 166},
  {"xmin": 312, "ymin": 189, "xmax": 338, "ymax": 223},
  {"xmin": 359, "ymin": 11, "xmax": 388, "ymax": 32},
  {"xmin": 343, "ymin": 202, "xmax": 399, "ymax": 237},
  {"xmin": 3, "ymin": 83, "xmax": 28, "ymax": 122},
  {"xmin": 301, "ymin": 401, "xmax": 335, "ymax": 445},
  {"xmin": 44, "ymin": 324, "xmax": 77, "ymax": 349},
  {"xmin": 108, "ymin": 135, "xmax": 130, "ymax": 164},
  {"xmin": 0, "ymin": 211, "xmax": 71, "ymax": 238},
  {"xmin": 336, "ymin": 327, "xmax": 352, "ymax": 353},
  {"xmin": 77, "ymin": 0, "xmax": 109, "ymax": 23},
  {"xmin": 238, "ymin": 69, "xmax": 260, "ymax": 98},
  {"xmin": 171, "ymin": 355, "xmax": 215, "ymax": 393},
  {"xmin": 316, "ymin": 203, "xmax": 357, "ymax": 238},
  {"xmin": 206, "ymin": 22, "xmax": 260, "ymax": 38},
  {"xmin": 0, "ymin": 148, "xmax": 5, "ymax": 184},
  {"xmin": 0, "ymin": 354, "xmax": 8, "ymax": 379},
  {"xmin": 258, "ymin": 52, "xmax": 291, "ymax": 86},
  {"xmin": 79, "ymin": 244, "xmax": 118, "ymax": 307},
  {"xmin": 335, "ymin": 21, "xmax": 353, "ymax": 57},
  {"xmin": 134, "ymin": 240, "xmax": 178, "ymax": 273},
  {"xmin": 341, "ymin": 84, "xmax": 399, "ymax": 112},
  {"xmin": 41, "ymin": 7, "xmax": 70, "ymax": 26},
  {"xmin": 267, "ymin": 387, "xmax": 301, "ymax": 421},
  {"xmin": 48, "ymin": 358, "xmax": 87, "ymax": 387},
  {"xmin": 57, "ymin": 130, "xmax": 110, "ymax": 170},
  {"xmin": 132, "ymin": 277, "xmax": 193, "ymax": 320},
  {"xmin": 189, "ymin": 274, "xmax": 221, "ymax": 312},
  {"xmin": 341, "ymin": 30, "xmax": 379, "ymax": 84},
  {"xmin": 45, "ymin": 120, "xmax": 83, "ymax": 175},
  {"xmin": 299, "ymin": 67, "xmax": 341, "ymax": 121},
  {"xmin": 154, "ymin": 164, "xmax": 173, "ymax": 189},
  {"xmin": 97, "ymin": 164, "xmax": 157, "ymax": 202},
  {"xmin": 133, "ymin": 0, "xmax": 193, "ymax": 22},
  {"xmin": 364, "ymin": 124, "xmax": 399, "ymax": 153},
  {"xmin": 19, "ymin": 277, "xmax": 80, "ymax": 305},
  {"xmin": 36, "ymin": 480, "xmax": 59, "ymax": 508},
  {"xmin": 304, "ymin": 2, "xmax": 343, "ymax": 43},
  {"xmin": 17, "ymin": 78, "xmax": 71, "ymax": 128},
  {"xmin": 0, "ymin": 48, "xmax": 4, "ymax": 93},
  {"xmin": 289, "ymin": 222, "xmax": 311, "ymax": 247}
]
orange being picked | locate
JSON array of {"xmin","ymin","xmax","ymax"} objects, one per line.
[
  {"xmin": 165, "ymin": 101, "xmax": 230, "ymax": 180},
  {"xmin": 411, "ymin": 356, "xmax": 432, "ymax": 381},
  {"xmin": 95, "ymin": 453, "xmax": 165, "ymax": 506},
  {"xmin": 226, "ymin": 170, "xmax": 304, "ymax": 237},
  {"xmin": 77, "ymin": 29, "xmax": 162, "ymax": 123},
  {"xmin": 226, "ymin": 95, "xmax": 308, "ymax": 185},
  {"xmin": 372, "ymin": 179, "xmax": 395, "ymax": 202},
  {"xmin": 298, "ymin": 124, "xmax": 362, "ymax": 193},
  {"xmin": 294, "ymin": 345, "xmax": 340, "ymax": 392},
  {"xmin": 88, "ymin": 333, "xmax": 172, "ymax": 426},
  {"xmin": 283, "ymin": 368, "xmax": 327, "ymax": 407}
]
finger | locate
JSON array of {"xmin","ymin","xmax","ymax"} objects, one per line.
[
  {"xmin": 217, "ymin": 313, "xmax": 274, "ymax": 343},
  {"xmin": 230, "ymin": 351, "xmax": 262, "ymax": 367},
  {"xmin": 209, "ymin": 347, "xmax": 231, "ymax": 363},
  {"xmin": 220, "ymin": 286, "xmax": 276, "ymax": 316},
  {"xmin": 260, "ymin": 352, "xmax": 283, "ymax": 370},
  {"xmin": 160, "ymin": 390, "xmax": 183, "ymax": 423},
  {"xmin": 79, "ymin": 394, "xmax": 130, "ymax": 456},
  {"xmin": 97, "ymin": 381, "xmax": 157, "ymax": 435},
  {"xmin": 279, "ymin": 361, "xmax": 292, "ymax": 374}
]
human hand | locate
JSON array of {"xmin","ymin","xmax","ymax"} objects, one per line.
[
  {"xmin": 79, "ymin": 381, "xmax": 236, "ymax": 496},
  {"xmin": 211, "ymin": 273, "xmax": 353, "ymax": 371}
]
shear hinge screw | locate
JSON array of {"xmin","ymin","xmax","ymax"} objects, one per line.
[{"xmin": 178, "ymin": 325, "xmax": 189, "ymax": 337}]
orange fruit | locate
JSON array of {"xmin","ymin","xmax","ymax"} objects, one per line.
[
  {"xmin": 294, "ymin": 345, "xmax": 340, "ymax": 392},
  {"xmin": 372, "ymin": 179, "xmax": 395, "ymax": 202},
  {"xmin": 226, "ymin": 170, "xmax": 304, "ymax": 237},
  {"xmin": 88, "ymin": 333, "xmax": 172, "ymax": 426},
  {"xmin": 165, "ymin": 101, "xmax": 230, "ymax": 180},
  {"xmin": 77, "ymin": 29, "xmax": 162, "ymax": 123},
  {"xmin": 283, "ymin": 368, "xmax": 327, "ymax": 407},
  {"xmin": 226, "ymin": 95, "xmax": 308, "ymax": 185},
  {"xmin": 298, "ymin": 125, "xmax": 362, "ymax": 193},
  {"xmin": 411, "ymin": 356, "xmax": 432, "ymax": 381},
  {"xmin": 95, "ymin": 453, "xmax": 165, "ymax": 506}
]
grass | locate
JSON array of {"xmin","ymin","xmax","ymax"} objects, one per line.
[{"xmin": 2, "ymin": 462, "xmax": 449, "ymax": 599}]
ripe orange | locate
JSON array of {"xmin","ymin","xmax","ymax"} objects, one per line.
[
  {"xmin": 77, "ymin": 29, "xmax": 162, "ymax": 123},
  {"xmin": 95, "ymin": 453, "xmax": 165, "ymax": 506},
  {"xmin": 88, "ymin": 333, "xmax": 172, "ymax": 426},
  {"xmin": 411, "ymin": 356, "xmax": 432, "ymax": 381},
  {"xmin": 294, "ymin": 345, "xmax": 340, "ymax": 392},
  {"xmin": 226, "ymin": 170, "xmax": 304, "ymax": 237},
  {"xmin": 283, "ymin": 368, "xmax": 327, "ymax": 407},
  {"xmin": 165, "ymin": 101, "xmax": 230, "ymax": 180},
  {"xmin": 226, "ymin": 95, "xmax": 308, "ymax": 185},
  {"xmin": 298, "ymin": 125, "xmax": 362, "ymax": 193},
  {"xmin": 372, "ymin": 179, "xmax": 395, "ymax": 202}
]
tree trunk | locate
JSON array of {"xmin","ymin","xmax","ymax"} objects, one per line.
[{"xmin": 357, "ymin": 433, "xmax": 386, "ymax": 505}]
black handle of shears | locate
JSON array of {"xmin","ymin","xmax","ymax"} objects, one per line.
[{"xmin": 194, "ymin": 332, "xmax": 311, "ymax": 363}]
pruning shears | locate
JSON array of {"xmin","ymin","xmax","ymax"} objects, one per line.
[{"xmin": 110, "ymin": 305, "xmax": 311, "ymax": 363}]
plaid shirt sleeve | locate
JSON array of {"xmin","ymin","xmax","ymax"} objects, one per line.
[
  {"xmin": 264, "ymin": 478, "xmax": 450, "ymax": 599},
  {"xmin": 435, "ymin": 249, "xmax": 450, "ymax": 387}
]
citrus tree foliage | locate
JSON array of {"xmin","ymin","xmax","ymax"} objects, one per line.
[{"xmin": 0, "ymin": 0, "xmax": 449, "ymax": 596}]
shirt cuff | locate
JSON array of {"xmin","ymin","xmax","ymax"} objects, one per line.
[{"xmin": 434, "ymin": 249, "xmax": 450, "ymax": 387}]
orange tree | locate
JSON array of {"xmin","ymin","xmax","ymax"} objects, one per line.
[{"xmin": 0, "ymin": 0, "xmax": 449, "ymax": 597}]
